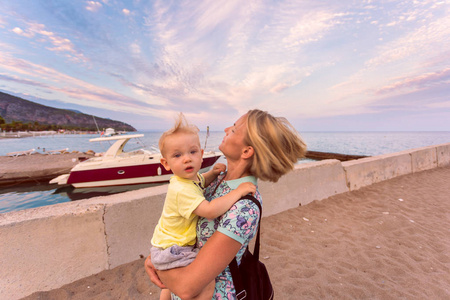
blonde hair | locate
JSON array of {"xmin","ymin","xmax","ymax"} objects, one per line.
[
  {"xmin": 245, "ymin": 109, "xmax": 307, "ymax": 182},
  {"xmin": 159, "ymin": 113, "xmax": 200, "ymax": 157}
]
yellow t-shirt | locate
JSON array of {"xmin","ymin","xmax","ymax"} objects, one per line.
[{"xmin": 151, "ymin": 174, "xmax": 206, "ymax": 249}]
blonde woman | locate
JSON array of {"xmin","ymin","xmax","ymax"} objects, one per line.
[{"xmin": 146, "ymin": 109, "xmax": 307, "ymax": 299}]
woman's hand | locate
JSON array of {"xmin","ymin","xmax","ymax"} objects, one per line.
[
  {"xmin": 150, "ymin": 232, "xmax": 241, "ymax": 299},
  {"xmin": 144, "ymin": 255, "xmax": 167, "ymax": 289}
]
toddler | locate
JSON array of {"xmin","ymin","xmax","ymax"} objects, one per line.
[{"xmin": 151, "ymin": 113, "xmax": 255, "ymax": 300}]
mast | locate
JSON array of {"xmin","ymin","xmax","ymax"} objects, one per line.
[
  {"xmin": 204, "ymin": 126, "xmax": 210, "ymax": 150},
  {"xmin": 92, "ymin": 115, "xmax": 100, "ymax": 133}
]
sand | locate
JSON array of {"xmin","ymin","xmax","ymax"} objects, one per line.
[{"xmin": 21, "ymin": 166, "xmax": 450, "ymax": 299}]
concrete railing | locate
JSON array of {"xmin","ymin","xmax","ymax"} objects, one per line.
[{"xmin": 1, "ymin": 143, "xmax": 449, "ymax": 299}]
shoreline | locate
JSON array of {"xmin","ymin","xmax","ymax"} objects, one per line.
[{"xmin": 0, "ymin": 131, "xmax": 100, "ymax": 139}]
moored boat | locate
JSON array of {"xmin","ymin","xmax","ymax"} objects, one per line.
[{"xmin": 50, "ymin": 134, "xmax": 222, "ymax": 188}]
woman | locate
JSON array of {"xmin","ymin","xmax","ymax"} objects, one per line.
[{"xmin": 146, "ymin": 109, "xmax": 307, "ymax": 299}]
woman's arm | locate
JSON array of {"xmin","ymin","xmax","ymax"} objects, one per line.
[{"xmin": 154, "ymin": 231, "xmax": 241, "ymax": 299}]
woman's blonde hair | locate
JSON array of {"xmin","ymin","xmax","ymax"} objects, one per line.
[
  {"xmin": 159, "ymin": 113, "xmax": 200, "ymax": 157},
  {"xmin": 245, "ymin": 109, "xmax": 307, "ymax": 182}
]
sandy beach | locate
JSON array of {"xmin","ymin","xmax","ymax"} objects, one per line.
[{"xmin": 20, "ymin": 165, "xmax": 450, "ymax": 299}]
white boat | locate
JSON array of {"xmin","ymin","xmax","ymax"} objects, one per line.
[
  {"xmin": 102, "ymin": 128, "xmax": 117, "ymax": 137},
  {"xmin": 50, "ymin": 134, "xmax": 222, "ymax": 188}
]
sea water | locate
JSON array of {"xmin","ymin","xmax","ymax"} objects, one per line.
[{"xmin": 1, "ymin": 131, "xmax": 449, "ymax": 213}]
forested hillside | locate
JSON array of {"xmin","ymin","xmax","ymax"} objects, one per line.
[{"xmin": 0, "ymin": 91, "xmax": 136, "ymax": 131}]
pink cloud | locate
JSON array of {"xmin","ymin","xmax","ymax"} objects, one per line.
[
  {"xmin": 376, "ymin": 67, "xmax": 450, "ymax": 95},
  {"xmin": 86, "ymin": 1, "xmax": 102, "ymax": 12}
]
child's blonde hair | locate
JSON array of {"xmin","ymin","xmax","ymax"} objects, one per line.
[
  {"xmin": 159, "ymin": 113, "xmax": 200, "ymax": 157},
  {"xmin": 245, "ymin": 109, "xmax": 307, "ymax": 182}
]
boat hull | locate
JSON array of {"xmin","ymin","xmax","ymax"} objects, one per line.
[{"xmin": 66, "ymin": 155, "xmax": 221, "ymax": 188}]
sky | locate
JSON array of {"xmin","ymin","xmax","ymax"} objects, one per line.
[{"xmin": 0, "ymin": 0, "xmax": 449, "ymax": 132}]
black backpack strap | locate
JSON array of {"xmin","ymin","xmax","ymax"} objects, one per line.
[
  {"xmin": 230, "ymin": 194, "xmax": 263, "ymax": 300},
  {"xmin": 229, "ymin": 257, "xmax": 246, "ymax": 300}
]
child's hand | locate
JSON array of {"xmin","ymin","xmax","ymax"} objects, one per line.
[
  {"xmin": 212, "ymin": 163, "xmax": 226, "ymax": 175},
  {"xmin": 236, "ymin": 182, "xmax": 256, "ymax": 196}
]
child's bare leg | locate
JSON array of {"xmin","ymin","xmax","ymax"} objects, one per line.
[
  {"xmin": 192, "ymin": 280, "xmax": 215, "ymax": 300},
  {"xmin": 159, "ymin": 288, "xmax": 171, "ymax": 300}
]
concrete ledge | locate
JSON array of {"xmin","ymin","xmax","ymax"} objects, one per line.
[
  {"xmin": 0, "ymin": 203, "xmax": 108, "ymax": 300},
  {"xmin": 260, "ymin": 159, "xmax": 348, "ymax": 216},
  {"xmin": 410, "ymin": 146, "xmax": 438, "ymax": 172},
  {"xmin": 341, "ymin": 143, "xmax": 448, "ymax": 191},
  {"xmin": 343, "ymin": 151, "xmax": 412, "ymax": 191},
  {"xmin": 1, "ymin": 142, "xmax": 449, "ymax": 299},
  {"xmin": 437, "ymin": 143, "xmax": 450, "ymax": 167},
  {"xmin": 92, "ymin": 185, "xmax": 167, "ymax": 268}
]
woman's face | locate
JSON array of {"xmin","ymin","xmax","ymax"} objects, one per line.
[{"xmin": 219, "ymin": 113, "xmax": 248, "ymax": 160}]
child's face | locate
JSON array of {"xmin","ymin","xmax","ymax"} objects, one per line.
[{"xmin": 160, "ymin": 132, "xmax": 204, "ymax": 181}]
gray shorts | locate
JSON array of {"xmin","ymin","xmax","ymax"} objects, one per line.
[{"xmin": 150, "ymin": 245, "xmax": 199, "ymax": 271}]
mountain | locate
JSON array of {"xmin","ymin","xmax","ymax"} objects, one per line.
[{"xmin": 0, "ymin": 91, "xmax": 136, "ymax": 131}]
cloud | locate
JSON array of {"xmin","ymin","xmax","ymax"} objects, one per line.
[
  {"xmin": 0, "ymin": 73, "xmax": 50, "ymax": 88},
  {"xmin": 376, "ymin": 67, "xmax": 450, "ymax": 95},
  {"xmin": 10, "ymin": 21, "xmax": 87, "ymax": 62},
  {"xmin": 130, "ymin": 43, "xmax": 141, "ymax": 55},
  {"xmin": 428, "ymin": 101, "xmax": 450, "ymax": 109},
  {"xmin": 367, "ymin": 11, "xmax": 450, "ymax": 68},
  {"xmin": 12, "ymin": 27, "xmax": 34, "ymax": 38},
  {"xmin": 327, "ymin": 8, "xmax": 450, "ymax": 114},
  {"xmin": 1, "ymin": 0, "xmax": 449, "ymax": 130},
  {"xmin": 270, "ymin": 83, "xmax": 289, "ymax": 93},
  {"xmin": 139, "ymin": 0, "xmax": 347, "ymax": 115},
  {"xmin": 0, "ymin": 16, "xmax": 6, "ymax": 28},
  {"xmin": 0, "ymin": 53, "xmax": 162, "ymax": 116},
  {"xmin": 12, "ymin": 27, "xmax": 23, "ymax": 34},
  {"xmin": 282, "ymin": 11, "xmax": 346, "ymax": 47},
  {"xmin": 86, "ymin": 1, "xmax": 102, "ymax": 12}
]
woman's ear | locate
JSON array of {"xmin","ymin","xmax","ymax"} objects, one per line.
[{"xmin": 242, "ymin": 146, "xmax": 254, "ymax": 159}]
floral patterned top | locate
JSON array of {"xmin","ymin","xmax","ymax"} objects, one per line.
[{"xmin": 172, "ymin": 173, "xmax": 261, "ymax": 300}]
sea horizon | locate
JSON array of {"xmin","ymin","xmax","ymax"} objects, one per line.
[{"xmin": 1, "ymin": 130, "xmax": 450, "ymax": 157}]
